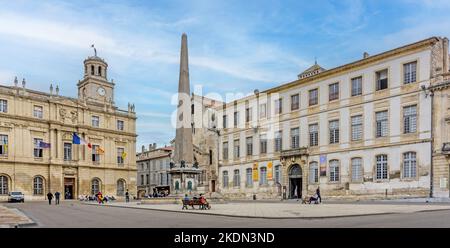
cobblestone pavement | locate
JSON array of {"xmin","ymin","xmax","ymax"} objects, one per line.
[
  {"xmin": 0, "ymin": 205, "xmax": 34, "ymax": 227},
  {"xmin": 87, "ymin": 201, "xmax": 450, "ymax": 218}
]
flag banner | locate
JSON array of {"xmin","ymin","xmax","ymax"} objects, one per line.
[
  {"xmin": 252, "ymin": 163, "xmax": 259, "ymax": 181},
  {"xmin": 121, "ymin": 152, "xmax": 127, "ymax": 159},
  {"xmin": 72, "ymin": 133, "xmax": 81, "ymax": 144},
  {"xmin": 96, "ymin": 146, "xmax": 105, "ymax": 155},
  {"xmin": 39, "ymin": 141, "xmax": 51, "ymax": 148}
]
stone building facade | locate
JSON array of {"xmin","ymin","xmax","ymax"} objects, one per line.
[
  {"xmin": 0, "ymin": 54, "xmax": 137, "ymax": 201},
  {"xmin": 136, "ymin": 144, "xmax": 172, "ymax": 197},
  {"xmin": 214, "ymin": 37, "xmax": 450, "ymax": 200}
]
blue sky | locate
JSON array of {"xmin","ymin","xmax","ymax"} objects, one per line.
[{"xmin": 1, "ymin": 0, "xmax": 449, "ymax": 148}]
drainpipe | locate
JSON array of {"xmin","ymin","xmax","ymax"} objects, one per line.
[{"xmin": 429, "ymin": 89, "xmax": 435, "ymax": 198}]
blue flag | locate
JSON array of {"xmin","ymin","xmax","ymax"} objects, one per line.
[
  {"xmin": 73, "ymin": 133, "xmax": 81, "ymax": 144},
  {"xmin": 39, "ymin": 141, "xmax": 51, "ymax": 148}
]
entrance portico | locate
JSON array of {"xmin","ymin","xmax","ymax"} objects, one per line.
[{"xmin": 280, "ymin": 148, "xmax": 308, "ymax": 200}]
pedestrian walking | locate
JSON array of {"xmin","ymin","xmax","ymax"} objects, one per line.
[
  {"xmin": 125, "ymin": 189, "xmax": 130, "ymax": 203},
  {"xmin": 47, "ymin": 192, "xmax": 53, "ymax": 205},
  {"xmin": 316, "ymin": 187, "xmax": 321, "ymax": 203},
  {"xmin": 55, "ymin": 191, "xmax": 61, "ymax": 205}
]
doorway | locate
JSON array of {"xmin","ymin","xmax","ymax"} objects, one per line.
[
  {"xmin": 288, "ymin": 164, "xmax": 302, "ymax": 199},
  {"xmin": 64, "ymin": 178, "xmax": 75, "ymax": 199},
  {"xmin": 211, "ymin": 180, "xmax": 216, "ymax": 192}
]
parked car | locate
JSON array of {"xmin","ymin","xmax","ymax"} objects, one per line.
[{"xmin": 8, "ymin": 191, "xmax": 25, "ymax": 203}]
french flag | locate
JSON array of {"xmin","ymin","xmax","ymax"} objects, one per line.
[{"xmin": 72, "ymin": 133, "xmax": 92, "ymax": 148}]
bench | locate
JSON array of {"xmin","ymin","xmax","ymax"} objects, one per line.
[{"xmin": 182, "ymin": 199, "xmax": 211, "ymax": 210}]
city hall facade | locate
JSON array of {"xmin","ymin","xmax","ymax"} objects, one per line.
[
  {"xmin": 214, "ymin": 37, "xmax": 450, "ymax": 200},
  {"xmin": 0, "ymin": 54, "xmax": 137, "ymax": 201}
]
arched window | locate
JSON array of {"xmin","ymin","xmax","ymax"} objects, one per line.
[
  {"xmin": 33, "ymin": 176, "xmax": 44, "ymax": 195},
  {"xmin": 117, "ymin": 179, "xmax": 125, "ymax": 196},
  {"xmin": 0, "ymin": 175, "xmax": 8, "ymax": 195},
  {"xmin": 259, "ymin": 167, "xmax": 267, "ymax": 185},
  {"xmin": 175, "ymin": 181, "xmax": 180, "ymax": 190},
  {"xmin": 403, "ymin": 152, "xmax": 417, "ymax": 178},
  {"xmin": 329, "ymin": 160, "xmax": 340, "ymax": 182},
  {"xmin": 91, "ymin": 65, "xmax": 94, "ymax": 75},
  {"xmin": 233, "ymin": 169, "xmax": 240, "ymax": 187},
  {"xmin": 91, "ymin": 178, "xmax": 101, "ymax": 195},
  {"xmin": 98, "ymin": 66, "xmax": 102, "ymax": 76},
  {"xmin": 187, "ymin": 181, "xmax": 193, "ymax": 190},
  {"xmin": 309, "ymin": 162, "xmax": 318, "ymax": 184},
  {"xmin": 223, "ymin": 171, "xmax": 229, "ymax": 188}
]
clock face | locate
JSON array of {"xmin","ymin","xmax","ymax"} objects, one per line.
[{"xmin": 97, "ymin": 87, "xmax": 106, "ymax": 96}]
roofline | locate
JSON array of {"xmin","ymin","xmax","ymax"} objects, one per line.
[{"xmin": 217, "ymin": 36, "xmax": 441, "ymax": 108}]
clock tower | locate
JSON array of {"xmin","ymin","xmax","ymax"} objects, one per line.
[{"xmin": 77, "ymin": 51, "xmax": 114, "ymax": 105}]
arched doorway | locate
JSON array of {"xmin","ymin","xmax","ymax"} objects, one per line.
[{"xmin": 289, "ymin": 164, "xmax": 302, "ymax": 199}]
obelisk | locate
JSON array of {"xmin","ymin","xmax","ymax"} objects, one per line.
[{"xmin": 174, "ymin": 33, "xmax": 194, "ymax": 165}]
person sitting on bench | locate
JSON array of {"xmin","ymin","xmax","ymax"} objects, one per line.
[{"xmin": 309, "ymin": 193, "xmax": 319, "ymax": 204}]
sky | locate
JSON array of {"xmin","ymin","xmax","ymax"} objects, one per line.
[{"xmin": 1, "ymin": 0, "xmax": 450, "ymax": 148}]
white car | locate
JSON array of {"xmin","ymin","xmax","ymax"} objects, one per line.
[{"xmin": 8, "ymin": 191, "xmax": 25, "ymax": 203}]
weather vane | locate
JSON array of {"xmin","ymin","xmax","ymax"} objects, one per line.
[{"xmin": 91, "ymin": 44, "xmax": 97, "ymax": 56}]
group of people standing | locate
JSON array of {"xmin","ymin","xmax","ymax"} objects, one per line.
[{"xmin": 46, "ymin": 189, "xmax": 130, "ymax": 205}]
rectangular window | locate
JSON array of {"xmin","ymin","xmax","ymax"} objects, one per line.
[
  {"xmin": 117, "ymin": 120, "xmax": 124, "ymax": 131},
  {"xmin": 92, "ymin": 116, "xmax": 100, "ymax": 127},
  {"xmin": 274, "ymin": 98, "xmax": 282, "ymax": 114},
  {"xmin": 309, "ymin": 124, "xmax": 319, "ymax": 147},
  {"xmin": 351, "ymin": 115, "xmax": 363, "ymax": 141},
  {"xmin": 223, "ymin": 172, "xmax": 229, "ymax": 188},
  {"xmin": 403, "ymin": 61, "xmax": 417, "ymax": 84},
  {"xmin": 403, "ymin": 105, "xmax": 417, "ymax": 133},
  {"xmin": 259, "ymin": 103, "xmax": 267, "ymax": 118},
  {"xmin": 291, "ymin": 94, "xmax": 299, "ymax": 110},
  {"xmin": 233, "ymin": 140, "xmax": 240, "ymax": 159},
  {"xmin": 33, "ymin": 138, "xmax": 43, "ymax": 158},
  {"xmin": 0, "ymin": 135, "xmax": 8, "ymax": 156},
  {"xmin": 33, "ymin": 105, "xmax": 43, "ymax": 119},
  {"xmin": 117, "ymin": 147, "xmax": 125, "ymax": 165},
  {"xmin": 376, "ymin": 69, "xmax": 388, "ymax": 90},
  {"xmin": 222, "ymin": 142, "xmax": 228, "ymax": 160},
  {"xmin": 260, "ymin": 134, "xmax": 267, "ymax": 154},
  {"xmin": 246, "ymin": 137, "xmax": 253, "ymax": 156},
  {"xmin": 376, "ymin": 111, "xmax": 388, "ymax": 137},
  {"xmin": 309, "ymin": 89, "xmax": 318, "ymax": 106},
  {"xmin": 329, "ymin": 120, "xmax": 340, "ymax": 144},
  {"xmin": 403, "ymin": 152, "xmax": 417, "ymax": 178},
  {"xmin": 259, "ymin": 167, "xmax": 267, "ymax": 185},
  {"xmin": 234, "ymin": 111, "xmax": 239, "ymax": 127},
  {"xmin": 351, "ymin": 158, "xmax": 363, "ymax": 182},
  {"xmin": 64, "ymin": 143, "xmax": 72, "ymax": 161},
  {"xmin": 329, "ymin": 160, "xmax": 340, "ymax": 182},
  {"xmin": 351, "ymin": 76, "xmax": 362, "ymax": 96},
  {"xmin": 275, "ymin": 165, "xmax": 281, "ymax": 184},
  {"xmin": 145, "ymin": 174, "xmax": 149, "ymax": 185},
  {"xmin": 329, "ymin": 82, "xmax": 339, "ymax": 101},
  {"xmin": 246, "ymin": 168, "xmax": 253, "ymax": 187},
  {"xmin": 376, "ymin": 155, "xmax": 388, "ymax": 180},
  {"xmin": 245, "ymin": 108, "xmax": 252, "ymax": 123},
  {"xmin": 223, "ymin": 115, "xmax": 228, "ymax": 128},
  {"xmin": 92, "ymin": 145, "xmax": 100, "ymax": 163},
  {"xmin": 233, "ymin": 170, "xmax": 240, "ymax": 187},
  {"xmin": 0, "ymin": 99, "xmax": 7, "ymax": 113},
  {"xmin": 274, "ymin": 131, "xmax": 282, "ymax": 152},
  {"xmin": 291, "ymin": 127, "xmax": 299, "ymax": 149},
  {"xmin": 309, "ymin": 162, "xmax": 318, "ymax": 184}
]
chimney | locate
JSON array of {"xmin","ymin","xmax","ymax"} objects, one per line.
[
  {"xmin": 153, "ymin": 143, "xmax": 157, "ymax": 149},
  {"xmin": 141, "ymin": 145, "xmax": 145, "ymax": 153},
  {"xmin": 363, "ymin": 52, "xmax": 369, "ymax": 59}
]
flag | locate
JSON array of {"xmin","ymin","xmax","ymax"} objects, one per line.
[
  {"xmin": 121, "ymin": 152, "xmax": 127, "ymax": 160},
  {"xmin": 38, "ymin": 141, "xmax": 51, "ymax": 148},
  {"xmin": 96, "ymin": 146, "xmax": 105, "ymax": 155},
  {"xmin": 73, "ymin": 133, "xmax": 92, "ymax": 148}
]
